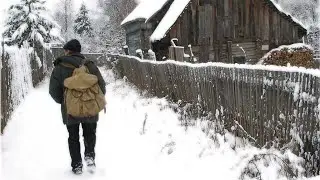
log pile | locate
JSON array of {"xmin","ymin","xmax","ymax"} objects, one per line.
[{"xmin": 259, "ymin": 44, "xmax": 316, "ymax": 68}]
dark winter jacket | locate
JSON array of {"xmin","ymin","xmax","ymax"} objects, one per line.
[{"xmin": 49, "ymin": 53, "xmax": 106, "ymax": 125}]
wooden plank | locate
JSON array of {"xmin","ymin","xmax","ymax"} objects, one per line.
[
  {"xmin": 170, "ymin": 24, "xmax": 177, "ymax": 40},
  {"xmin": 174, "ymin": 47, "xmax": 185, "ymax": 62},
  {"xmin": 205, "ymin": 4, "xmax": 213, "ymax": 45},
  {"xmin": 181, "ymin": 11, "xmax": 189, "ymax": 46},
  {"xmin": 264, "ymin": 5, "xmax": 269, "ymax": 41},
  {"xmin": 259, "ymin": 1, "xmax": 264, "ymax": 39},
  {"xmin": 275, "ymin": 71, "xmax": 281, "ymax": 146},
  {"xmin": 227, "ymin": 41, "xmax": 232, "ymax": 63},
  {"xmin": 224, "ymin": 67, "xmax": 231, "ymax": 129},
  {"xmin": 191, "ymin": 0, "xmax": 197, "ymax": 44},
  {"xmin": 304, "ymin": 74, "xmax": 313, "ymax": 153},
  {"xmin": 301, "ymin": 73, "xmax": 308, "ymax": 145},
  {"xmin": 234, "ymin": 67, "xmax": 240, "ymax": 137},
  {"xmin": 230, "ymin": 66, "xmax": 236, "ymax": 133},
  {"xmin": 248, "ymin": 69, "xmax": 253, "ymax": 139},
  {"xmin": 249, "ymin": 0, "xmax": 255, "ymax": 37},
  {"xmin": 252, "ymin": 69, "xmax": 258, "ymax": 142},
  {"xmin": 254, "ymin": 0, "xmax": 259, "ymax": 39},
  {"xmin": 257, "ymin": 69, "xmax": 264, "ymax": 145},
  {"xmin": 284, "ymin": 71, "xmax": 290, "ymax": 143},
  {"xmin": 176, "ymin": 18, "xmax": 182, "ymax": 42},
  {"xmin": 266, "ymin": 71, "xmax": 273, "ymax": 145},
  {"xmin": 242, "ymin": 68, "xmax": 248, "ymax": 135},
  {"xmin": 212, "ymin": 4, "xmax": 217, "ymax": 41},
  {"xmin": 239, "ymin": 68, "xmax": 245, "ymax": 138},
  {"xmin": 199, "ymin": 37, "xmax": 210, "ymax": 62},
  {"xmin": 245, "ymin": 0, "xmax": 250, "ymax": 38},
  {"xmin": 204, "ymin": 66, "xmax": 213, "ymax": 115},
  {"xmin": 169, "ymin": 46, "xmax": 175, "ymax": 60},
  {"xmin": 198, "ymin": 6, "xmax": 205, "ymax": 44}
]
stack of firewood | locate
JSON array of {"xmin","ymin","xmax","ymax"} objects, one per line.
[{"xmin": 259, "ymin": 45, "xmax": 316, "ymax": 68}]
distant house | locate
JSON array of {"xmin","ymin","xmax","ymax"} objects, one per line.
[{"xmin": 121, "ymin": 0, "xmax": 307, "ymax": 63}]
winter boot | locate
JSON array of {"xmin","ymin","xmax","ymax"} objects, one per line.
[
  {"xmin": 85, "ymin": 157, "xmax": 96, "ymax": 173},
  {"xmin": 72, "ymin": 163, "xmax": 83, "ymax": 175},
  {"xmin": 72, "ymin": 166, "xmax": 83, "ymax": 175}
]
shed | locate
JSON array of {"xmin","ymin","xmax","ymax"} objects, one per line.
[{"xmin": 121, "ymin": 0, "xmax": 307, "ymax": 63}]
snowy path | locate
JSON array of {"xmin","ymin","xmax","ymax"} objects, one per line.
[{"xmin": 1, "ymin": 70, "xmax": 319, "ymax": 180}]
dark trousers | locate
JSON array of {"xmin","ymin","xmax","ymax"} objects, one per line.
[{"xmin": 66, "ymin": 123, "xmax": 97, "ymax": 168}]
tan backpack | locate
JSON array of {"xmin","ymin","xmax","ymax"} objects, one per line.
[{"xmin": 61, "ymin": 62, "xmax": 106, "ymax": 118}]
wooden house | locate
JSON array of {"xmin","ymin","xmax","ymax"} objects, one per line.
[{"xmin": 121, "ymin": 0, "xmax": 307, "ymax": 63}]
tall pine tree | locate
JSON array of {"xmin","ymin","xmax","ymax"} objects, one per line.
[
  {"xmin": 3, "ymin": 0, "xmax": 62, "ymax": 47},
  {"xmin": 74, "ymin": 4, "xmax": 93, "ymax": 37}
]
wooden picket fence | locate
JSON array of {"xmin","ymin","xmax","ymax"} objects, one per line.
[{"xmin": 111, "ymin": 55, "xmax": 320, "ymax": 175}]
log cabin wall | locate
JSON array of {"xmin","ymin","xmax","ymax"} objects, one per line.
[
  {"xmin": 164, "ymin": 0, "xmax": 304, "ymax": 63},
  {"xmin": 125, "ymin": 22, "xmax": 146, "ymax": 55}
]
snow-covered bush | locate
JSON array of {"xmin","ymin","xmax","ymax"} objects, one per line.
[{"xmin": 3, "ymin": 0, "xmax": 63, "ymax": 48}]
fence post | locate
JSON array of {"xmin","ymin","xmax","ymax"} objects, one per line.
[
  {"xmin": 123, "ymin": 46, "xmax": 129, "ymax": 55},
  {"xmin": 169, "ymin": 46, "xmax": 184, "ymax": 62}
]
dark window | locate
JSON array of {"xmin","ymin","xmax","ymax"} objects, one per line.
[{"xmin": 233, "ymin": 56, "xmax": 246, "ymax": 64}]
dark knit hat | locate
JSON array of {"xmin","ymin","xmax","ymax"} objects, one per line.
[{"xmin": 63, "ymin": 39, "xmax": 81, "ymax": 52}]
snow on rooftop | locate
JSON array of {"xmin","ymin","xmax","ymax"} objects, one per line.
[
  {"xmin": 269, "ymin": 0, "xmax": 307, "ymax": 30},
  {"xmin": 150, "ymin": 0, "xmax": 191, "ymax": 41},
  {"xmin": 121, "ymin": 0, "xmax": 169, "ymax": 26},
  {"xmin": 149, "ymin": 0, "xmax": 306, "ymax": 41}
]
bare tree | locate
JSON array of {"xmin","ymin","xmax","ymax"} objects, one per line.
[
  {"xmin": 54, "ymin": 0, "xmax": 74, "ymax": 41},
  {"xmin": 100, "ymin": 0, "xmax": 136, "ymax": 53},
  {"xmin": 104, "ymin": 0, "xmax": 136, "ymax": 27}
]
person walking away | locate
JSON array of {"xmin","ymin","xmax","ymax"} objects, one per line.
[{"xmin": 49, "ymin": 39, "xmax": 106, "ymax": 175}]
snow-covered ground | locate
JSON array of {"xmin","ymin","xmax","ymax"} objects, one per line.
[{"xmin": 1, "ymin": 69, "xmax": 320, "ymax": 180}]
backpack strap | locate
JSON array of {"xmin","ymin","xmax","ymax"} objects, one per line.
[
  {"xmin": 60, "ymin": 59, "xmax": 91, "ymax": 70},
  {"xmin": 60, "ymin": 62, "xmax": 77, "ymax": 69}
]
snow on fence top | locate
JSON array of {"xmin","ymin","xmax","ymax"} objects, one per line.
[
  {"xmin": 121, "ymin": 0, "xmax": 169, "ymax": 26},
  {"xmin": 150, "ymin": 0, "xmax": 191, "ymax": 41},
  {"xmin": 118, "ymin": 54, "xmax": 320, "ymax": 78}
]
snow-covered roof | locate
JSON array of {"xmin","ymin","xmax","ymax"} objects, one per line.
[
  {"xmin": 149, "ymin": 0, "xmax": 307, "ymax": 41},
  {"xmin": 269, "ymin": 0, "xmax": 307, "ymax": 30},
  {"xmin": 150, "ymin": 0, "xmax": 190, "ymax": 41},
  {"xmin": 121, "ymin": 0, "xmax": 170, "ymax": 26}
]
